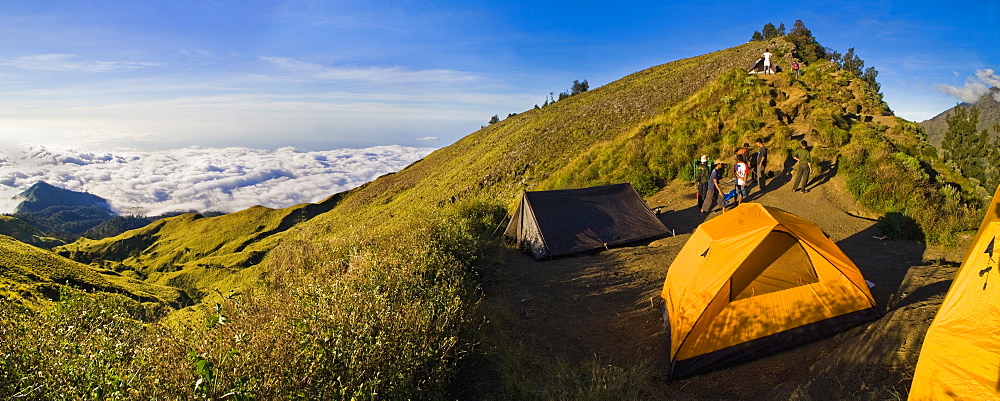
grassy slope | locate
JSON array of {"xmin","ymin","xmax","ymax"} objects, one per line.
[
  {"xmin": 53, "ymin": 193, "xmax": 341, "ymax": 289},
  {"xmin": 538, "ymin": 59, "xmax": 891, "ymax": 195},
  {"xmin": 49, "ymin": 39, "xmax": 788, "ymax": 293},
  {"xmin": 0, "ymin": 215, "xmax": 64, "ymax": 248},
  {"xmin": 45, "ymin": 35, "xmax": 979, "ymax": 303},
  {"xmin": 49, "ymin": 35, "xmax": 976, "ymax": 300},
  {"xmin": 0, "ymin": 235, "xmax": 185, "ymax": 307},
  {"xmin": 287, "ymin": 39, "xmax": 791, "ymax": 243},
  {"xmin": 2, "ymin": 36, "xmax": 986, "ymax": 398}
]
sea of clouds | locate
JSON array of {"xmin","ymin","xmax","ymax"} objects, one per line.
[{"xmin": 0, "ymin": 144, "xmax": 435, "ymax": 216}]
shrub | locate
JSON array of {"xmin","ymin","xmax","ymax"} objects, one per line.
[
  {"xmin": 0, "ymin": 288, "xmax": 188, "ymax": 399},
  {"xmin": 840, "ymin": 123, "xmax": 981, "ymax": 244},
  {"xmin": 0, "ymin": 200, "xmax": 507, "ymax": 400}
]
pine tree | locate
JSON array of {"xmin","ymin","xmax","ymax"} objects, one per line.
[
  {"xmin": 751, "ymin": 31, "xmax": 763, "ymax": 41},
  {"xmin": 943, "ymin": 106, "xmax": 990, "ymax": 184},
  {"xmin": 824, "ymin": 47, "xmax": 842, "ymax": 65},
  {"xmin": 841, "ymin": 47, "xmax": 864, "ymax": 76},
  {"xmin": 762, "ymin": 23, "xmax": 779, "ymax": 39},
  {"xmin": 786, "ymin": 20, "xmax": 826, "ymax": 64},
  {"xmin": 986, "ymin": 126, "xmax": 1000, "ymax": 190},
  {"xmin": 838, "ymin": 48, "xmax": 883, "ymax": 100},
  {"xmin": 861, "ymin": 67, "xmax": 880, "ymax": 93}
]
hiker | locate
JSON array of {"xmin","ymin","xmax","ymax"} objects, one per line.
[
  {"xmin": 763, "ymin": 49, "xmax": 774, "ymax": 74},
  {"xmin": 792, "ymin": 140, "xmax": 813, "ymax": 193},
  {"xmin": 735, "ymin": 153, "xmax": 749, "ymax": 204},
  {"xmin": 695, "ymin": 155, "xmax": 710, "ymax": 208},
  {"xmin": 791, "ymin": 60, "xmax": 800, "ymax": 77},
  {"xmin": 735, "ymin": 144, "xmax": 748, "ymax": 158},
  {"xmin": 755, "ymin": 138, "xmax": 768, "ymax": 192},
  {"xmin": 702, "ymin": 160, "xmax": 723, "ymax": 215}
]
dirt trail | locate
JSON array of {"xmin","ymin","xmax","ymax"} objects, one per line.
[{"xmin": 476, "ymin": 159, "xmax": 964, "ymax": 399}]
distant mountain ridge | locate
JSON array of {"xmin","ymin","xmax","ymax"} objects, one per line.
[
  {"xmin": 51, "ymin": 39, "xmax": 792, "ymax": 303},
  {"xmin": 1, "ymin": 31, "xmax": 978, "ymax": 399},
  {"xmin": 8, "ymin": 181, "xmax": 198, "ymax": 241},
  {"xmin": 921, "ymin": 86, "xmax": 1000, "ymax": 148},
  {"xmin": 12, "ymin": 181, "xmax": 117, "ymax": 239},
  {"xmin": 13, "ymin": 181, "xmax": 113, "ymax": 214}
]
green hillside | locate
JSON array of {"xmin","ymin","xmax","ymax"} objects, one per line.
[
  {"xmin": 0, "ymin": 235, "xmax": 185, "ymax": 308},
  {"xmin": 2, "ymin": 32, "xmax": 988, "ymax": 399},
  {"xmin": 50, "ymin": 38, "xmax": 794, "ymax": 303},
  {"xmin": 281, "ymin": 37, "xmax": 976, "ymax": 247},
  {"xmin": 54, "ymin": 192, "xmax": 343, "ymax": 301},
  {"xmin": 290, "ymin": 38, "xmax": 796, "ymax": 241},
  {"xmin": 0, "ymin": 215, "xmax": 64, "ymax": 248},
  {"xmin": 1, "ymin": 39, "xmax": 797, "ymax": 399}
]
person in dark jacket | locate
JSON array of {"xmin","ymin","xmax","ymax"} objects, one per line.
[
  {"xmin": 792, "ymin": 140, "xmax": 813, "ymax": 192},
  {"xmin": 701, "ymin": 160, "xmax": 724, "ymax": 215},
  {"xmin": 755, "ymin": 138, "xmax": 768, "ymax": 193},
  {"xmin": 695, "ymin": 155, "xmax": 710, "ymax": 208}
]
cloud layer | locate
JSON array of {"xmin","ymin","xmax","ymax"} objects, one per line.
[
  {"xmin": 0, "ymin": 145, "xmax": 434, "ymax": 216},
  {"xmin": 937, "ymin": 69, "xmax": 1000, "ymax": 103}
]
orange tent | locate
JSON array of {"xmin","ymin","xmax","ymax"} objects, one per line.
[
  {"xmin": 661, "ymin": 203, "xmax": 879, "ymax": 379},
  {"xmin": 909, "ymin": 186, "xmax": 1000, "ymax": 400}
]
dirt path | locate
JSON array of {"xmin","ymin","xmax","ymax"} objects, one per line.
[{"xmin": 472, "ymin": 162, "xmax": 961, "ymax": 399}]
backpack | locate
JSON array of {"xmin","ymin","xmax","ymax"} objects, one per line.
[{"xmin": 695, "ymin": 163, "xmax": 709, "ymax": 183}]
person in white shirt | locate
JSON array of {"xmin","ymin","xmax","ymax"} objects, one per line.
[
  {"xmin": 763, "ymin": 49, "xmax": 774, "ymax": 74},
  {"xmin": 735, "ymin": 153, "xmax": 749, "ymax": 205}
]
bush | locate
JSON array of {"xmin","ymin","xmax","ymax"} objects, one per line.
[
  {"xmin": 0, "ymin": 289, "xmax": 189, "ymax": 399},
  {"xmin": 877, "ymin": 212, "xmax": 923, "ymax": 241},
  {"xmin": 0, "ymin": 200, "xmax": 507, "ymax": 399},
  {"xmin": 174, "ymin": 201, "xmax": 503, "ymax": 399},
  {"xmin": 840, "ymin": 123, "xmax": 981, "ymax": 244}
]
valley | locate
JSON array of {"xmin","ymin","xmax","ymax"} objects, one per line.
[{"xmin": 0, "ymin": 31, "xmax": 992, "ymax": 399}]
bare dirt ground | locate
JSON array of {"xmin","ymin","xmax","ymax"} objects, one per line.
[{"xmin": 469, "ymin": 160, "xmax": 970, "ymax": 399}]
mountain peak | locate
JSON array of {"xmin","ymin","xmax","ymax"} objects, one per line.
[
  {"xmin": 920, "ymin": 85, "xmax": 1000, "ymax": 147},
  {"xmin": 13, "ymin": 181, "xmax": 114, "ymax": 215}
]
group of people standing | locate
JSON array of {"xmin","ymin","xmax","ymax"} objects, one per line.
[
  {"xmin": 762, "ymin": 48, "xmax": 801, "ymax": 76},
  {"xmin": 695, "ymin": 138, "xmax": 812, "ymax": 215}
]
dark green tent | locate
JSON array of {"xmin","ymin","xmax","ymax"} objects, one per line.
[{"xmin": 504, "ymin": 183, "xmax": 668, "ymax": 259}]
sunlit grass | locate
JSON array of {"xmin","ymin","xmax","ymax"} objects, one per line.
[{"xmin": 0, "ymin": 35, "xmax": 985, "ymax": 399}]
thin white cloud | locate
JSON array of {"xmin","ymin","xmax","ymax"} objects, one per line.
[
  {"xmin": 0, "ymin": 144, "xmax": 434, "ymax": 216},
  {"xmin": 936, "ymin": 81, "xmax": 989, "ymax": 103},
  {"xmin": 0, "ymin": 54, "xmax": 161, "ymax": 73},
  {"xmin": 977, "ymin": 69, "xmax": 1000, "ymax": 102},
  {"xmin": 937, "ymin": 68, "xmax": 1000, "ymax": 103},
  {"xmin": 417, "ymin": 136, "xmax": 439, "ymax": 141},
  {"xmin": 977, "ymin": 69, "xmax": 1000, "ymax": 87},
  {"xmin": 260, "ymin": 56, "xmax": 480, "ymax": 84}
]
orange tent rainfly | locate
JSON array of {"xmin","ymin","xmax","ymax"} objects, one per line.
[
  {"xmin": 660, "ymin": 203, "xmax": 879, "ymax": 379},
  {"xmin": 909, "ymin": 185, "xmax": 1000, "ymax": 400}
]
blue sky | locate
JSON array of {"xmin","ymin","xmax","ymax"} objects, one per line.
[{"xmin": 0, "ymin": 0, "xmax": 997, "ymax": 151}]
